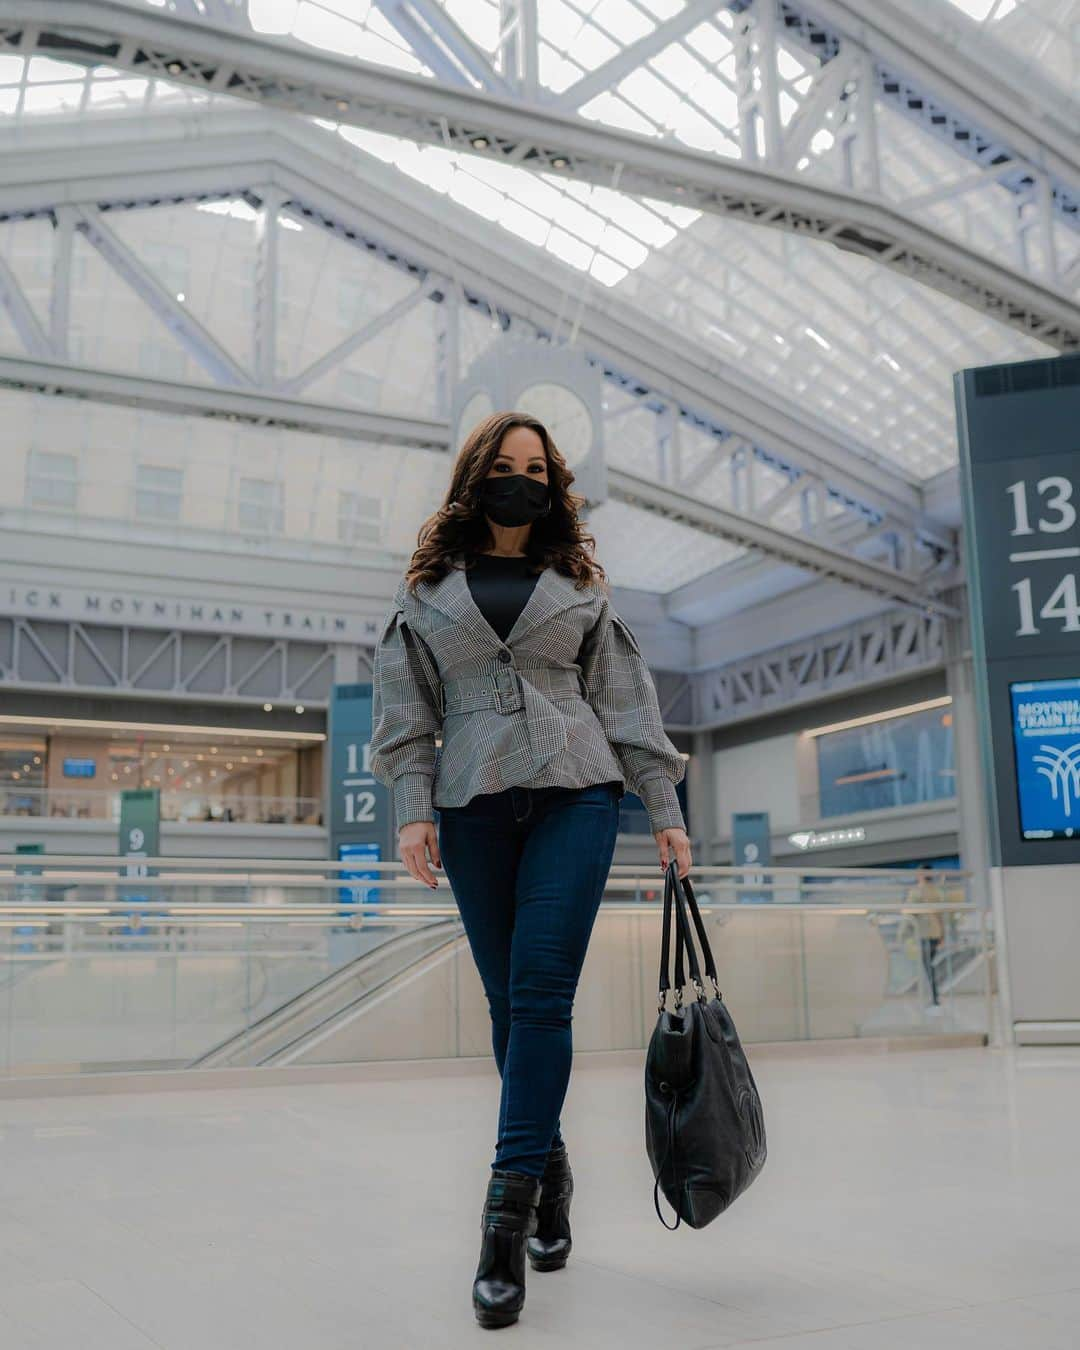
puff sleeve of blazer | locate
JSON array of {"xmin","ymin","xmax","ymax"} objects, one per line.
[
  {"xmin": 577, "ymin": 597, "xmax": 686, "ymax": 834},
  {"xmin": 369, "ymin": 564, "xmax": 687, "ymax": 836},
  {"xmin": 369, "ymin": 602, "xmax": 443, "ymax": 828}
]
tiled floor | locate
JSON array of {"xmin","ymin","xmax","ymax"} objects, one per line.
[{"xmin": 0, "ymin": 1045, "xmax": 1078, "ymax": 1348}]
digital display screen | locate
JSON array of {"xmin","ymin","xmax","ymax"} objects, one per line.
[
  {"xmin": 1010, "ymin": 678, "xmax": 1080, "ymax": 840},
  {"xmin": 62, "ymin": 758, "xmax": 96, "ymax": 779}
]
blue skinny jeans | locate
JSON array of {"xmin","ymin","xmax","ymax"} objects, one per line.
[{"xmin": 437, "ymin": 778, "xmax": 623, "ymax": 1178}]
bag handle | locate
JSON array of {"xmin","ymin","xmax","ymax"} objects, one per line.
[
  {"xmin": 677, "ymin": 865, "xmax": 722, "ymax": 1001},
  {"xmin": 658, "ymin": 860, "xmax": 722, "ymax": 1010},
  {"xmin": 658, "ymin": 858, "xmax": 704, "ymax": 1012}
]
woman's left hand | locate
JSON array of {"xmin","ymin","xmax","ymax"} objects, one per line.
[{"xmin": 655, "ymin": 827, "xmax": 692, "ymax": 880}]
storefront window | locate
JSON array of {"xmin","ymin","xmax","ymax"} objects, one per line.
[
  {"xmin": 0, "ymin": 722, "xmax": 323, "ymax": 825},
  {"xmin": 815, "ymin": 703, "xmax": 955, "ymax": 818},
  {"xmin": 0, "ymin": 735, "xmax": 47, "ymax": 815}
]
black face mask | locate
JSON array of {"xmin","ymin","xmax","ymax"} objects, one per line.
[{"xmin": 478, "ymin": 474, "xmax": 551, "ymax": 527}]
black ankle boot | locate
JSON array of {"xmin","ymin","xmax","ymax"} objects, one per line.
[
  {"xmin": 526, "ymin": 1141, "xmax": 573, "ymax": 1272},
  {"xmin": 473, "ymin": 1168, "xmax": 542, "ymax": 1329}
]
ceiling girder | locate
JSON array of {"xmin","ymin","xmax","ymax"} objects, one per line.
[
  {"xmin": 0, "ymin": 347, "xmax": 952, "ymax": 612},
  {"xmin": 4, "ymin": 0, "xmax": 1078, "ymax": 349},
  {"xmin": 780, "ymin": 0, "xmax": 1080, "ymax": 229},
  {"xmin": 0, "ymin": 110, "xmax": 934, "ymax": 527},
  {"xmin": 0, "ymin": 113, "xmax": 958, "ymax": 606}
]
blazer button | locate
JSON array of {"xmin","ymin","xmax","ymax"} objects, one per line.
[{"xmin": 498, "ymin": 650, "xmax": 512, "ymax": 663}]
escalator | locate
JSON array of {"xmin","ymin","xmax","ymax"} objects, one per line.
[{"xmin": 189, "ymin": 918, "xmax": 465, "ymax": 1068}]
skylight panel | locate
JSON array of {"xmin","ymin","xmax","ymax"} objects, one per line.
[
  {"xmin": 441, "ymin": 0, "xmax": 500, "ymax": 49},
  {"xmin": 552, "ymin": 196, "xmax": 606, "ymax": 246},
  {"xmin": 648, "ymin": 43, "xmax": 708, "ymax": 89},
  {"xmin": 618, "ymin": 65, "xmax": 683, "ymax": 123},
  {"xmin": 598, "ymin": 222, "xmax": 649, "ymax": 269},
  {"xmin": 27, "ymin": 56, "xmax": 87, "ymax": 82},
  {"xmin": 500, "ymin": 200, "xmax": 550, "ymax": 248},
  {"xmin": 541, "ymin": 0, "xmax": 584, "ymax": 46},
  {"xmin": 591, "ymin": 0, "xmax": 655, "ymax": 45},
  {"xmin": 638, "ymin": 0, "xmax": 685, "ymax": 19},
  {"xmin": 641, "ymin": 197, "xmax": 702, "ymax": 229},
  {"xmin": 946, "ymin": 0, "xmax": 1018, "ymax": 17},
  {"xmin": 251, "ymin": 1, "xmax": 426, "ymax": 74},
  {"xmin": 447, "ymin": 170, "xmax": 503, "ymax": 221},
  {"xmin": 86, "ymin": 78, "xmax": 151, "ymax": 109},
  {"xmin": 667, "ymin": 105, "xmax": 740, "ymax": 156},
  {"xmin": 547, "ymin": 226, "xmax": 594, "ymax": 270},
  {"xmin": 579, "ymin": 91, "xmax": 658, "ymax": 136},
  {"xmin": 775, "ymin": 47, "xmax": 809, "ymax": 80},
  {"xmin": 685, "ymin": 21, "xmax": 734, "ymax": 64},
  {"xmin": 504, "ymin": 175, "xmax": 565, "ymax": 219},
  {"xmin": 574, "ymin": 23, "xmax": 621, "ymax": 68},
  {"xmin": 685, "ymin": 71, "xmax": 740, "ymax": 131},
  {"xmin": 538, "ymin": 42, "xmax": 586, "ymax": 94},
  {"xmin": 22, "ymin": 84, "xmax": 83, "ymax": 115},
  {"xmin": 591, "ymin": 254, "xmax": 629, "ymax": 287}
]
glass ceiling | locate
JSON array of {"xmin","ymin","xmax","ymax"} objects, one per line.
[{"xmin": 0, "ymin": 0, "xmax": 1072, "ymax": 490}]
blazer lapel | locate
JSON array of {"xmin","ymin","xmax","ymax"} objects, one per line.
[{"xmin": 415, "ymin": 560, "xmax": 594, "ymax": 649}]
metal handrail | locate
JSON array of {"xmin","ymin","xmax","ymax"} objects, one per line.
[
  {"xmin": 0, "ymin": 899, "xmax": 981, "ymax": 921},
  {"xmin": 0, "ymin": 854, "xmax": 972, "ymax": 881}
]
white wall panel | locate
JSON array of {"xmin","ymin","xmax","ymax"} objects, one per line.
[{"xmin": 712, "ymin": 732, "xmax": 801, "ymax": 840}]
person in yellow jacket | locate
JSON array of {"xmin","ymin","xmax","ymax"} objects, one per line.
[{"xmin": 905, "ymin": 869, "xmax": 946, "ymax": 1009}]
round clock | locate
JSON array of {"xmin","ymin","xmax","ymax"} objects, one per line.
[{"xmin": 516, "ymin": 382, "xmax": 594, "ymax": 466}]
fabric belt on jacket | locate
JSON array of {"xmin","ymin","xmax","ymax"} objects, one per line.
[{"xmin": 441, "ymin": 665, "xmax": 586, "ymax": 716}]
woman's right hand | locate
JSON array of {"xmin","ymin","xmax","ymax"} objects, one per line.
[{"xmin": 399, "ymin": 820, "xmax": 442, "ymax": 889}]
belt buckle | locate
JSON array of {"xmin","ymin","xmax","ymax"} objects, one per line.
[{"xmin": 493, "ymin": 666, "xmax": 523, "ymax": 714}]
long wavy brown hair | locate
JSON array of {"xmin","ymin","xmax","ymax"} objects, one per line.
[{"xmin": 403, "ymin": 411, "xmax": 610, "ymax": 595}]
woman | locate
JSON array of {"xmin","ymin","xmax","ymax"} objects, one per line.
[{"xmin": 369, "ymin": 411, "xmax": 692, "ymax": 1330}]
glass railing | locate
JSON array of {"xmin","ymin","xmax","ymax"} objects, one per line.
[
  {"xmin": 0, "ymin": 858, "xmax": 992, "ymax": 1077},
  {"xmin": 0, "ymin": 788, "xmax": 323, "ymax": 826}
]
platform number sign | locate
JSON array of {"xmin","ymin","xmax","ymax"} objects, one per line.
[
  {"xmin": 954, "ymin": 354, "xmax": 1080, "ymax": 866},
  {"xmin": 119, "ymin": 789, "xmax": 160, "ymax": 878},
  {"xmin": 1003, "ymin": 472, "xmax": 1079, "ymax": 639},
  {"xmin": 965, "ymin": 448, "xmax": 1080, "ymax": 662},
  {"xmin": 328, "ymin": 683, "xmax": 393, "ymax": 866},
  {"xmin": 342, "ymin": 740, "xmax": 377, "ymax": 825}
]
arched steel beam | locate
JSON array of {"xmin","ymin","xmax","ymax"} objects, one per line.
[{"xmin": 3, "ymin": 0, "xmax": 1078, "ymax": 349}]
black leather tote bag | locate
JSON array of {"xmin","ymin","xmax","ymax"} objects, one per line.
[{"xmin": 645, "ymin": 859, "xmax": 767, "ymax": 1229}]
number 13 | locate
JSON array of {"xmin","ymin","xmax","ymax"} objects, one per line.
[{"xmin": 1007, "ymin": 477, "xmax": 1076, "ymax": 535}]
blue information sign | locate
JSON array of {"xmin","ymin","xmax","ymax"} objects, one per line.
[
  {"xmin": 337, "ymin": 840, "xmax": 382, "ymax": 915},
  {"xmin": 62, "ymin": 758, "xmax": 96, "ymax": 778},
  {"xmin": 1010, "ymin": 678, "xmax": 1080, "ymax": 840}
]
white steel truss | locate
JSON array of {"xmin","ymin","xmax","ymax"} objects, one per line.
[
  {"xmin": 4, "ymin": 0, "xmax": 1078, "ymax": 351},
  {"xmin": 0, "ymin": 112, "xmax": 957, "ymax": 610},
  {"xmin": 691, "ymin": 605, "xmax": 945, "ymax": 729},
  {"xmin": 0, "ymin": 615, "xmax": 337, "ymax": 704}
]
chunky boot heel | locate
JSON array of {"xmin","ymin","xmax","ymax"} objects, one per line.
[
  {"xmin": 473, "ymin": 1168, "xmax": 542, "ymax": 1329},
  {"xmin": 527, "ymin": 1142, "xmax": 573, "ymax": 1272}
]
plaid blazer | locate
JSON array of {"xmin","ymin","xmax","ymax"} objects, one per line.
[{"xmin": 369, "ymin": 554, "xmax": 687, "ymax": 835}]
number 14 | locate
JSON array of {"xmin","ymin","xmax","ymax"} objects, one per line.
[{"xmin": 1013, "ymin": 574, "xmax": 1080, "ymax": 635}]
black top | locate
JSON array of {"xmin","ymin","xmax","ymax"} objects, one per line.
[{"xmin": 465, "ymin": 552, "xmax": 541, "ymax": 642}]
